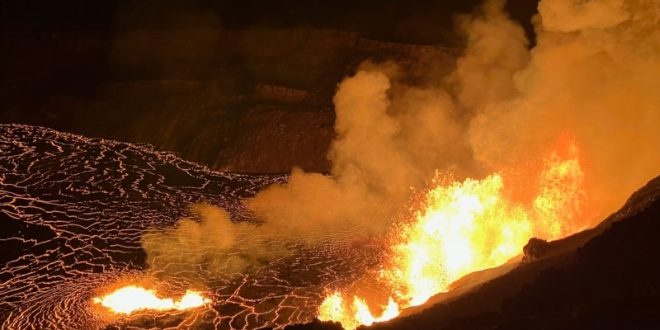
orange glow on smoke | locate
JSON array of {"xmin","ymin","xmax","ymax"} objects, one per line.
[
  {"xmin": 319, "ymin": 138, "xmax": 586, "ymax": 329},
  {"xmin": 93, "ymin": 285, "xmax": 211, "ymax": 315}
]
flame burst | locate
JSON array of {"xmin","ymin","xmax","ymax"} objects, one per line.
[
  {"xmin": 93, "ymin": 285, "xmax": 211, "ymax": 315},
  {"xmin": 319, "ymin": 139, "xmax": 585, "ymax": 329}
]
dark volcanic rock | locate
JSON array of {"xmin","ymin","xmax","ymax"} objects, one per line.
[
  {"xmin": 522, "ymin": 238, "xmax": 550, "ymax": 263},
  {"xmin": 222, "ymin": 105, "xmax": 335, "ymax": 173},
  {"xmin": 283, "ymin": 319, "xmax": 343, "ymax": 330},
  {"xmin": 289, "ymin": 175, "xmax": 660, "ymax": 330},
  {"xmin": 0, "ymin": 29, "xmax": 457, "ymax": 173},
  {"xmin": 498, "ymin": 197, "xmax": 660, "ymax": 329}
]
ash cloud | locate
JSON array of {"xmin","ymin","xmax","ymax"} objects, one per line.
[{"xmin": 142, "ymin": 0, "xmax": 660, "ymax": 278}]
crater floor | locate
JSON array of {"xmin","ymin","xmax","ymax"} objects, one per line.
[{"xmin": 0, "ymin": 124, "xmax": 379, "ymax": 329}]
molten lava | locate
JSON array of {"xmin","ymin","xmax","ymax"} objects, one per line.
[
  {"xmin": 319, "ymin": 139, "xmax": 585, "ymax": 329},
  {"xmin": 93, "ymin": 285, "xmax": 211, "ymax": 315},
  {"xmin": 319, "ymin": 292, "xmax": 400, "ymax": 330}
]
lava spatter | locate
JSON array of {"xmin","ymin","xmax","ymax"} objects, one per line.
[
  {"xmin": 93, "ymin": 285, "xmax": 211, "ymax": 314},
  {"xmin": 318, "ymin": 138, "xmax": 587, "ymax": 329}
]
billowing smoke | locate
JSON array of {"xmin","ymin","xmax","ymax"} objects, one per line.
[
  {"xmin": 467, "ymin": 0, "xmax": 660, "ymax": 217},
  {"xmin": 142, "ymin": 0, "xmax": 660, "ymax": 278},
  {"xmin": 246, "ymin": 68, "xmax": 472, "ymax": 237},
  {"xmin": 142, "ymin": 203, "xmax": 290, "ymax": 277}
]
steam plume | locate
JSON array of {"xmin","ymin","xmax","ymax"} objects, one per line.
[{"xmin": 142, "ymin": 0, "xmax": 660, "ymax": 279}]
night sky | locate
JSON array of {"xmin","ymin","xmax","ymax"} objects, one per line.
[{"xmin": 1, "ymin": 0, "xmax": 539, "ymax": 44}]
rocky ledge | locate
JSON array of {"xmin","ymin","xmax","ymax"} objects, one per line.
[{"xmin": 0, "ymin": 29, "xmax": 457, "ymax": 173}]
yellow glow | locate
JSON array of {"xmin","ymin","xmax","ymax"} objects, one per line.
[
  {"xmin": 353, "ymin": 297, "xmax": 400, "ymax": 326},
  {"xmin": 318, "ymin": 292, "xmax": 400, "ymax": 330},
  {"xmin": 93, "ymin": 285, "xmax": 210, "ymax": 315},
  {"xmin": 319, "ymin": 139, "xmax": 585, "ymax": 329}
]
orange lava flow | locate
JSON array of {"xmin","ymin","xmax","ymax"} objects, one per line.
[
  {"xmin": 319, "ymin": 139, "xmax": 586, "ymax": 329},
  {"xmin": 93, "ymin": 285, "xmax": 211, "ymax": 315}
]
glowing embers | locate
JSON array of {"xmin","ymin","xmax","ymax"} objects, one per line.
[
  {"xmin": 93, "ymin": 285, "xmax": 211, "ymax": 315},
  {"xmin": 319, "ymin": 292, "xmax": 400, "ymax": 330},
  {"xmin": 319, "ymin": 139, "xmax": 586, "ymax": 329}
]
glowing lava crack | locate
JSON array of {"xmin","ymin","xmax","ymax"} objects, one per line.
[
  {"xmin": 0, "ymin": 124, "xmax": 382, "ymax": 329},
  {"xmin": 93, "ymin": 286, "xmax": 211, "ymax": 315}
]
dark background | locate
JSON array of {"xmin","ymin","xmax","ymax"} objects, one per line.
[
  {"xmin": 1, "ymin": 0, "xmax": 539, "ymax": 44},
  {"xmin": 0, "ymin": 0, "xmax": 540, "ymax": 173}
]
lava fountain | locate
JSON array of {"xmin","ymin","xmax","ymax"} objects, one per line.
[
  {"xmin": 319, "ymin": 137, "xmax": 586, "ymax": 329},
  {"xmin": 93, "ymin": 285, "xmax": 211, "ymax": 315}
]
